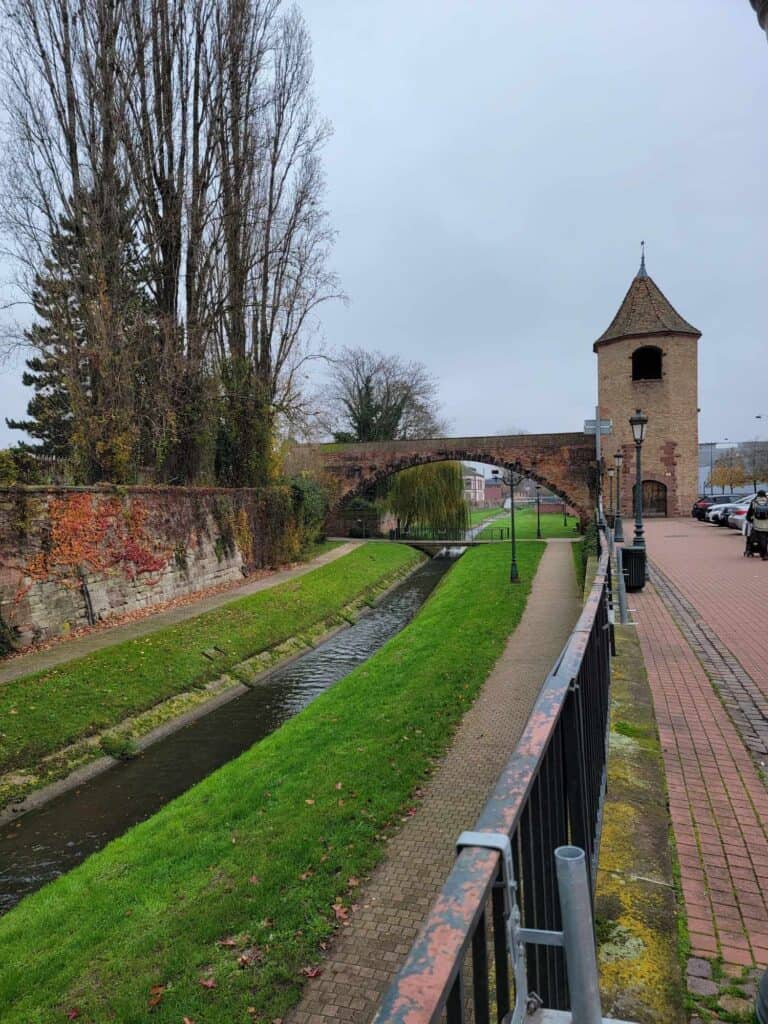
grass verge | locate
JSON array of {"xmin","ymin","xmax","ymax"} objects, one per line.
[
  {"xmin": 467, "ymin": 505, "xmax": 502, "ymax": 526},
  {"xmin": 475, "ymin": 507, "xmax": 578, "ymax": 540},
  {"xmin": 0, "ymin": 541, "xmax": 544, "ymax": 1023},
  {"xmin": 0, "ymin": 544, "xmax": 420, "ymax": 779}
]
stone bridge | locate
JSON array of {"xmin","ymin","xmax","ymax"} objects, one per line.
[{"xmin": 307, "ymin": 432, "xmax": 596, "ymax": 530}]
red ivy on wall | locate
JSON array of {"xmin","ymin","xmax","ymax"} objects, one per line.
[{"xmin": 25, "ymin": 493, "xmax": 169, "ymax": 587}]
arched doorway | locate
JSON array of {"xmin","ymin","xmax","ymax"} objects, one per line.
[{"xmin": 632, "ymin": 480, "xmax": 667, "ymax": 517}]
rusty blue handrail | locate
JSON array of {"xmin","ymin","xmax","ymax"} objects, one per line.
[{"xmin": 374, "ymin": 538, "xmax": 612, "ymax": 1024}]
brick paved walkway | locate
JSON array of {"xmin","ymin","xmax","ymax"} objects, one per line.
[
  {"xmin": 287, "ymin": 541, "xmax": 581, "ymax": 1024},
  {"xmin": 633, "ymin": 520, "xmax": 768, "ymax": 970},
  {"xmin": 642, "ymin": 518, "xmax": 768, "ymax": 700},
  {"xmin": 0, "ymin": 542, "xmax": 360, "ymax": 686}
]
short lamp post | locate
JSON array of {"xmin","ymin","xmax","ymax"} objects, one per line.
[
  {"xmin": 494, "ymin": 466, "xmax": 520, "ymax": 583},
  {"xmin": 606, "ymin": 467, "xmax": 615, "ymax": 519},
  {"xmin": 613, "ymin": 450, "xmax": 624, "ymax": 543},
  {"xmin": 535, "ymin": 484, "xmax": 542, "ymax": 539},
  {"xmin": 630, "ymin": 408, "xmax": 648, "ymax": 550},
  {"xmin": 562, "ymin": 500, "xmax": 568, "ymax": 527}
]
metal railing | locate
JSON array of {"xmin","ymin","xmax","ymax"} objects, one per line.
[{"xmin": 373, "ymin": 536, "xmax": 613, "ymax": 1024}]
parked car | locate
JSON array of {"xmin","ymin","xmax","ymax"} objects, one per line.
[
  {"xmin": 691, "ymin": 496, "xmax": 726, "ymax": 520},
  {"xmin": 705, "ymin": 497, "xmax": 748, "ymax": 525},
  {"xmin": 727, "ymin": 496, "xmax": 757, "ymax": 530}
]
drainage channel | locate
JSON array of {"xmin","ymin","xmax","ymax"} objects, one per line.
[{"xmin": 0, "ymin": 552, "xmax": 457, "ymax": 915}]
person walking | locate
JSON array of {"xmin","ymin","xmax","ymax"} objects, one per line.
[{"xmin": 746, "ymin": 490, "xmax": 768, "ymax": 560}]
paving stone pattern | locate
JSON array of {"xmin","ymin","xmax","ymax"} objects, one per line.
[
  {"xmin": 649, "ymin": 561, "xmax": 768, "ymax": 762},
  {"xmin": 632, "ymin": 521, "xmax": 768, "ymax": 971},
  {"xmin": 286, "ymin": 541, "xmax": 581, "ymax": 1024},
  {"xmin": 642, "ymin": 518, "xmax": 768, "ymax": 701},
  {"xmin": 686, "ymin": 956, "xmax": 762, "ymax": 1024}
]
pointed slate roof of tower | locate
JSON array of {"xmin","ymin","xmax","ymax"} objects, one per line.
[{"xmin": 594, "ymin": 251, "xmax": 700, "ymax": 351}]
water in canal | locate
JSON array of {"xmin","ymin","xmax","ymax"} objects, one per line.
[{"xmin": 0, "ymin": 552, "xmax": 456, "ymax": 915}]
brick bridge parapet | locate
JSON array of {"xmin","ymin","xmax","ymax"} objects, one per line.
[{"xmin": 307, "ymin": 432, "xmax": 596, "ymax": 527}]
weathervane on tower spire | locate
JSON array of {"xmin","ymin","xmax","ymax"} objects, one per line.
[{"xmin": 638, "ymin": 240, "xmax": 647, "ymax": 278}]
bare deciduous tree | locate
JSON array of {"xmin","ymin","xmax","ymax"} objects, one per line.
[
  {"xmin": 212, "ymin": 2, "xmax": 341, "ymax": 485},
  {"xmin": 321, "ymin": 346, "xmax": 446, "ymax": 443},
  {"xmin": 0, "ymin": 0, "xmax": 340, "ymax": 485}
]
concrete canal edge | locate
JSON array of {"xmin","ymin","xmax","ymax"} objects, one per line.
[
  {"xmin": 0, "ymin": 554, "xmax": 429, "ymax": 827},
  {"xmin": 594, "ymin": 622, "xmax": 686, "ymax": 1023}
]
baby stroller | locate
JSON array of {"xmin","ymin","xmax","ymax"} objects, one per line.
[{"xmin": 744, "ymin": 520, "xmax": 760, "ymax": 557}]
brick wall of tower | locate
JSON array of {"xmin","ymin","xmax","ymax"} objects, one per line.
[{"xmin": 597, "ymin": 334, "xmax": 699, "ymax": 516}]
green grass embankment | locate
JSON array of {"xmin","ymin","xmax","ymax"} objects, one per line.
[
  {"xmin": 467, "ymin": 504, "xmax": 502, "ymax": 526},
  {"xmin": 475, "ymin": 506, "xmax": 578, "ymax": 540},
  {"xmin": 0, "ymin": 542, "xmax": 545, "ymax": 1023},
  {"xmin": 0, "ymin": 544, "xmax": 421, "ymax": 781}
]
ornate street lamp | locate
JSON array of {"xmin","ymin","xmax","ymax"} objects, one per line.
[
  {"xmin": 630, "ymin": 409, "xmax": 648, "ymax": 550},
  {"xmin": 613, "ymin": 450, "xmax": 624, "ymax": 543},
  {"xmin": 535, "ymin": 483, "xmax": 542, "ymax": 539},
  {"xmin": 494, "ymin": 466, "xmax": 519, "ymax": 582}
]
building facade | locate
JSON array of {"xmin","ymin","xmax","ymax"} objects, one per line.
[
  {"xmin": 595, "ymin": 255, "xmax": 700, "ymax": 517},
  {"xmin": 462, "ymin": 465, "xmax": 486, "ymax": 507}
]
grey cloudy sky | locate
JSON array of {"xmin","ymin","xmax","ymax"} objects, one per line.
[{"xmin": 1, "ymin": 0, "xmax": 766, "ymax": 447}]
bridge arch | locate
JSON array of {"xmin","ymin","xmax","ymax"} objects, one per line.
[{"xmin": 307, "ymin": 432, "xmax": 596, "ymax": 533}]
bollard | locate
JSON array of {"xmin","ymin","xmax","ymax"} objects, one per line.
[
  {"xmin": 616, "ymin": 547, "xmax": 628, "ymax": 624},
  {"xmin": 555, "ymin": 846, "xmax": 603, "ymax": 1024}
]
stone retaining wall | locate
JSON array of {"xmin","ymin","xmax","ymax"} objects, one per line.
[{"xmin": 0, "ymin": 485, "xmax": 294, "ymax": 647}]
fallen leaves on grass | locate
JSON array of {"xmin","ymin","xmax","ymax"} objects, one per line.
[
  {"xmin": 347, "ymin": 876, "xmax": 360, "ymax": 887},
  {"xmin": 147, "ymin": 983, "xmax": 166, "ymax": 1009},
  {"xmin": 238, "ymin": 946, "xmax": 264, "ymax": 969},
  {"xmin": 65, "ymin": 1011, "xmax": 80, "ymax": 1021},
  {"xmin": 300, "ymin": 965, "xmax": 322, "ymax": 978},
  {"xmin": 331, "ymin": 903, "xmax": 348, "ymax": 922},
  {"xmin": 216, "ymin": 937, "xmax": 238, "ymax": 948},
  {"xmin": 199, "ymin": 977, "xmax": 217, "ymax": 989},
  {"xmin": 304, "ymin": 798, "xmax": 315, "ymax": 805}
]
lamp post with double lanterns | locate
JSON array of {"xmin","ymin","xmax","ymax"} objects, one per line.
[
  {"xmin": 492, "ymin": 466, "xmax": 519, "ymax": 583},
  {"xmin": 630, "ymin": 408, "xmax": 648, "ymax": 550},
  {"xmin": 613, "ymin": 450, "xmax": 624, "ymax": 542}
]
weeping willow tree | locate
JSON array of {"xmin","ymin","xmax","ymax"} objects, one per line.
[{"xmin": 386, "ymin": 462, "xmax": 469, "ymax": 535}]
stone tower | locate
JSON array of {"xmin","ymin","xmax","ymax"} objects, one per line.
[{"xmin": 594, "ymin": 253, "xmax": 700, "ymax": 517}]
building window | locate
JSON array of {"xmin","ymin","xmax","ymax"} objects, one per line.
[{"xmin": 631, "ymin": 346, "xmax": 662, "ymax": 381}]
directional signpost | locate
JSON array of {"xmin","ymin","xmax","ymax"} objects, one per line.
[{"xmin": 585, "ymin": 410, "xmax": 613, "ymax": 527}]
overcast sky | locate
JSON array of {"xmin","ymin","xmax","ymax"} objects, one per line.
[{"xmin": 1, "ymin": 0, "xmax": 766, "ymax": 448}]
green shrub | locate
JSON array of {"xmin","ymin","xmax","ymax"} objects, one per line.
[
  {"xmin": 100, "ymin": 733, "xmax": 140, "ymax": 760},
  {"xmin": 581, "ymin": 519, "xmax": 599, "ymax": 579},
  {"xmin": 0, "ymin": 450, "xmax": 17, "ymax": 486},
  {"xmin": 0, "ymin": 613, "xmax": 17, "ymax": 658}
]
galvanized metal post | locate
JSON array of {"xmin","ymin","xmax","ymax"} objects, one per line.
[
  {"xmin": 616, "ymin": 547, "xmax": 628, "ymax": 624},
  {"xmin": 555, "ymin": 846, "xmax": 603, "ymax": 1024}
]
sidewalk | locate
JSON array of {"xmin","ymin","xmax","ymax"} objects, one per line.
[
  {"xmin": 0, "ymin": 542, "xmax": 360, "ymax": 685},
  {"xmin": 286, "ymin": 540, "xmax": 581, "ymax": 1024},
  {"xmin": 633, "ymin": 520, "xmax": 768, "ymax": 971}
]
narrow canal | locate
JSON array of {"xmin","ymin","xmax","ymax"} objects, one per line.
[{"xmin": 0, "ymin": 552, "xmax": 456, "ymax": 915}]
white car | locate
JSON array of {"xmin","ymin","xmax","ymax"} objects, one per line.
[
  {"xmin": 708, "ymin": 497, "xmax": 753, "ymax": 528},
  {"xmin": 728, "ymin": 496, "xmax": 758, "ymax": 531}
]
